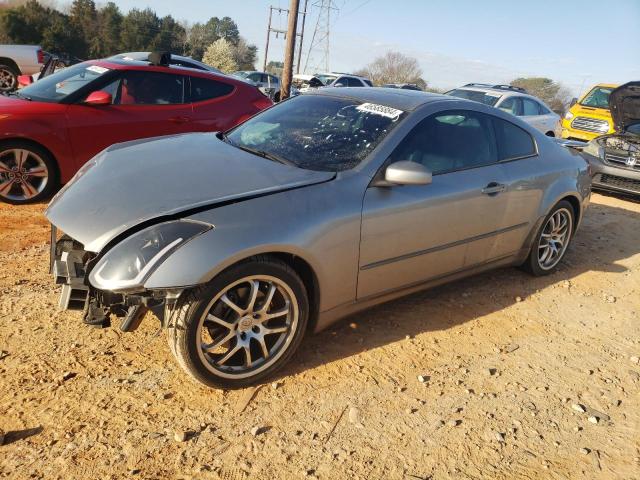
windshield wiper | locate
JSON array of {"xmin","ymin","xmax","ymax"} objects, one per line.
[{"xmin": 226, "ymin": 139, "xmax": 297, "ymax": 167}]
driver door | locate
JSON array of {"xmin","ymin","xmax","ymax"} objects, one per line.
[
  {"xmin": 358, "ymin": 110, "xmax": 509, "ymax": 299},
  {"xmin": 66, "ymin": 70, "xmax": 193, "ymax": 168}
]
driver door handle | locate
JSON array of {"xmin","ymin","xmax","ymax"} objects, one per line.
[{"xmin": 482, "ymin": 182, "xmax": 506, "ymax": 195}]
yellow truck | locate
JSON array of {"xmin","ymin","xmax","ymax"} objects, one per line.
[{"xmin": 560, "ymin": 83, "xmax": 619, "ymax": 141}]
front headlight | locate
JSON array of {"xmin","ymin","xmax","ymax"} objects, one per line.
[
  {"xmin": 89, "ymin": 220, "xmax": 211, "ymax": 292},
  {"xmin": 564, "ymin": 112, "xmax": 574, "ymax": 120},
  {"xmin": 582, "ymin": 139, "xmax": 604, "ymax": 159}
]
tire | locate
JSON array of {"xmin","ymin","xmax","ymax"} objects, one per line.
[
  {"xmin": 167, "ymin": 256, "xmax": 309, "ymax": 389},
  {"xmin": 523, "ymin": 200, "xmax": 575, "ymax": 276},
  {"xmin": 0, "ymin": 63, "xmax": 18, "ymax": 93},
  {"xmin": 0, "ymin": 141, "xmax": 59, "ymax": 205}
]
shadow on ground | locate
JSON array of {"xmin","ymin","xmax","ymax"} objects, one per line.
[{"xmin": 277, "ymin": 199, "xmax": 640, "ymax": 379}]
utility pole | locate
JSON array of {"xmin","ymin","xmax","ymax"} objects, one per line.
[
  {"xmin": 281, "ymin": 0, "xmax": 300, "ymax": 100},
  {"xmin": 296, "ymin": 0, "xmax": 309, "ymax": 74}
]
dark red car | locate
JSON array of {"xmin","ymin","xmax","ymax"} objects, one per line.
[{"xmin": 0, "ymin": 57, "xmax": 272, "ymax": 204}]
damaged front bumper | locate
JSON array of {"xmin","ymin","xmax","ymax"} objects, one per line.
[{"xmin": 50, "ymin": 225, "xmax": 180, "ymax": 330}]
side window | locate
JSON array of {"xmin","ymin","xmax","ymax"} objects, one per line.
[
  {"xmin": 498, "ymin": 97, "xmax": 521, "ymax": 116},
  {"xmin": 522, "ymin": 98, "xmax": 541, "ymax": 116},
  {"xmin": 538, "ymin": 102, "xmax": 551, "ymax": 114},
  {"xmin": 347, "ymin": 77, "xmax": 363, "ymax": 87},
  {"xmin": 363, "ymin": 79, "xmax": 373, "ymax": 87},
  {"xmin": 190, "ymin": 76, "xmax": 234, "ymax": 102},
  {"xmin": 118, "ymin": 71, "xmax": 185, "ymax": 105},
  {"xmin": 389, "ymin": 110, "xmax": 497, "ymax": 175},
  {"xmin": 248, "ymin": 73, "xmax": 262, "ymax": 83},
  {"xmin": 493, "ymin": 117, "xmax": 536, "ymax": 160}
]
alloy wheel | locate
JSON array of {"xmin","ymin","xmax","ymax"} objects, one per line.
[
  {"xmin": 0, "ymin": 67, "xmax": 16, "ymax": 92},
  {"xmin": 537, "ymin": 208, "xmax": 572, "ymax": 270},
  {"xmin": 196, "ymin": 275, "xmax": 298, "ymax": 379},
  {"xmin": 0, "ymin": 149, "xmax": 49, "ymax": 202}
]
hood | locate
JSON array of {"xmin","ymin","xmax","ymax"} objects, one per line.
[
  {"xmin": 46, "ymin": 133, "xmax": 335, "ymax": 252},
  {"xmin": 609, "ymin": 81, "xmax": 640, "ymax": 133},
  {"xmin": 0, "ymin": 93, "xmax": 35, "ymax": 113}
]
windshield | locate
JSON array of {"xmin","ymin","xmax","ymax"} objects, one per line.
[
  {"xmin": 225, "ymin": 95, "xmax": 405, "ymax": 172},
  {"xmin": 446, "ymin": 89, "xmax": 501, "ymax": 106},
  {"xmin": 20, "ymin": 63, "xmax": 111, "ymax": 103},
  {"xmin": 580, "ymin": 86, "xmax": 614, "ymax": 109},
  {"xmin": 232, "ymin": 71, "xmax": 251, "ymax": 79}
]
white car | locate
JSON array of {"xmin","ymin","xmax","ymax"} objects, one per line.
[
  {"xmin": 315, "ymin": 72, "xmax": 373, "ymax": 88},
  {"xmin": 447, "ymin": 83, "xmax": 560, "ymax": 136},
  {"xmin": 0, "ymin": 44, "xmax": 44, "ymax": 92}
]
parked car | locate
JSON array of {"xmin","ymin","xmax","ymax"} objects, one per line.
[
  {"xmin": 18, "ymin": 54, "xmax": 70, "ymax": 87},
  {"xmin": 232, "ymin": 71, "xmax": 282, "ymax": 101},
  {"xmin": 46, "ymin": 88, "xmax": 590, "ymax": 388},
  {"xmin": 109, "ymin": 52, "xmax": 221, "ymax": 74},
  {"xmin": 315, "ymin": 72, "xmax": 373, "ymax": 87},
  {"xmin": 382, "ymin": 83, "xmax": 422, "ymax": 91},
  {"xmin": 0, "ymin": 54, "xmax": 272, "ymax": 204},
  {"xmin": 446, "ymin": 83, "xmax": 560, "ymax": 136},
  {"xmin": 0, "ymin": 45, "xmax": 45, "ymax": 92},
  {"xmin": 581, "ymin": 81, "xmax": 640, "ymax": 197},
  {"xmin": 292, "ymin": 74, "xmax": 325, "ymax": 93},
  {"xmin": 559, "ymin": 83, "xmax": 619, "ymax": 142}
]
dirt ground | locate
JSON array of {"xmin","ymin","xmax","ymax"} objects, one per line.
[{"xmin": 0, "ymin": 192, "xmax": 639, "ymax": 480}]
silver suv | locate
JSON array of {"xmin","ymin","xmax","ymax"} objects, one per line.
[{"xmin": 447, "ymin": 83, "xmax": 560, "ymax": 137}]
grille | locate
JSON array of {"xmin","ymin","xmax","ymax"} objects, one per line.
[
  {"xmin": 604, "ymin": 152, "xmax": 640, "ymax": 171},
  {"xmin": 594, "ymin": 173, "xmax": 640, "ymax": 193},
  {"xmin": 571, "ymin": 116, "xmax": 609, "ymax": 133}
]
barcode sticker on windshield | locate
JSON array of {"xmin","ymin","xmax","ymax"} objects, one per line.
[
  {"xmin": 356, "ymin": 103, "xmax": 403, "ymax": 119},
  {"xmin": 87, "ymin": 65, "xmax": 110, "ymax": 75}
]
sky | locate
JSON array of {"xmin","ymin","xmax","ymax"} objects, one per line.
[{"xmin": 110, "ymin": 0, "xmax": 640, "ymax": 95}]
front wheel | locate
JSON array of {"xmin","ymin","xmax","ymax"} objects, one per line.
[
  {"xmin": 0, "ymin": 141, "xmax": 59, "ymax": 204},
  {"xmin": 523, "ymin": 200, "xmax": 574, "ymax": 276},
  {"xmin": 167, "ymin": 256, "xmax": 309, "ymax": 389}
]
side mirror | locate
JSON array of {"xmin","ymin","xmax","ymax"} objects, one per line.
[
  {"xmin": 384, "ymin": 161, "xmax": 432, "ymax": 186},
  {"xmin": 569, "ymin": 97, "xmax": 578, "ymax": 107},
  {"xmin": 18, "ymin": 75, "xmax": 33, "ymax": 87},
  {"xmin": 333, "ymin": 82, "xmax": 345, "ymax": 88},
  {"xmin": 84, "ymin": 91, "xmax": 112, "ymax": 106}
]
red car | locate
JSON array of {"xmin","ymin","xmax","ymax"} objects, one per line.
[{"xmin": 0, "ymin": 56, "xmax": 272, "ymax": 204}]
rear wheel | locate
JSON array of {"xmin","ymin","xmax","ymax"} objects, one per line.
[
  {"xmin": 167, "ymin": 256, "xmax": 309, "ymax": 389},
  {"xmin": 0, "ymin": 141, "xmax": 59, "ymax": 204},
  {"xmin": 0, "ymin": 64, "xmax": 18, "ymax": 92},
  {"xmin": 523, "ymin": 201, "xmax": 574, "ymax": 276}
]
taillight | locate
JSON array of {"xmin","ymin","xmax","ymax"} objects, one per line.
[{"xmin": 37, "ymin": 49, "xmax": 44, "ymax": 64}]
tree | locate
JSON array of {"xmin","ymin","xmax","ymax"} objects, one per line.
[
  {"xmin": 96, "ymin": 2, "xmax": 123, "ymax": 57},
  {"xmin": 69, "ymin": 0, "xmax": 98, "ymax": 58},
  {"xmin": 357, "ymin": 51, "xmax": 427, "ymax": 87},
  {"xmin": 202, "ymin": 38, "xmax": 237, "ymax": 73},
  {"xmin": 151, "ymin": 15, "xmax": 186, "ymax": 54},
  {"xmin": 510, "ymin": 77, "xmax": 573, "ymax": 113},
  {"xmin": 232, "ymin": 37, "xmax": 257, "ymax": 70},
  {"xmin": 120, "ymin": 8, "xmax": 160, "ymax": 52},
  {"xmin": 266, "ymin": 61, "xmax": 283, "ymax": 75},
  {"xmin": 185, "ymin": 16, "xmax": 241, "ymax": 60}
]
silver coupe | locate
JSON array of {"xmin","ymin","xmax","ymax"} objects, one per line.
[{"xmin": 46, "ymin": 88, "xmax": 591, "ymax": 388}]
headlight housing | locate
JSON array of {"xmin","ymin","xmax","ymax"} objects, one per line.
[
  {"xmin": 89, "ymin": 220, "xmax": 211, "ymax": 292},
  {"xmin": 582, "ymin": 139, "xmax": 604, "ymax": 159},
  {"xmin": 564, "ymin": 112, "xmax": 574, "ymax": 120}
]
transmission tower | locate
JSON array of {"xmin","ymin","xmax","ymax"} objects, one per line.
[{"xmin": 303, "ymin": 0, "xmax": 338, "ymax": 74}]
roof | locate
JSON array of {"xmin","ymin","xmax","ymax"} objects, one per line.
[{"xmin": 310, "ymin": 87, "xmax": 449, "ymax": 111}]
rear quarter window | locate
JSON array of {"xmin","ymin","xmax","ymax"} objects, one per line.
[
  {"xmin": 493, "ymin": 117, "xmax": 536, "ymax": 160},
  {"xmin": 190, "ymin": 76, "xmax": 234, "ymax": 102}
]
